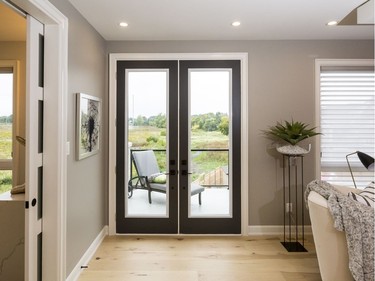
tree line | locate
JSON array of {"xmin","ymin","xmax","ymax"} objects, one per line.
[
  {"xmin": 130, "ymin": 112, "xmax": 229, "ymax": 135},
  {"xmin": 0, "ymin": 115, "xmax": 12, "ymax": 123}
]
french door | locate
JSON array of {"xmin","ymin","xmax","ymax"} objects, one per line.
[{"xmin": 116, "ymin": 59, "xmax": 241, "ymax": 234}]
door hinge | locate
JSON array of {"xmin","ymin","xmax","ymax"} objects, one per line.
[{"xmin": 25, "ymin": 201, "xmax": 29, "ymax": 209}]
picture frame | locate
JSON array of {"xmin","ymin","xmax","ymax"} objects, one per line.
[{"xmin": 76, "ymin": 93, "xmax": 101, "ymax": 160}]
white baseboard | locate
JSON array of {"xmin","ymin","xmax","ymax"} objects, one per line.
[
  {"xmin": 66, "ymin": 225, "xmax": 108, "ymax": 281},
  {"xmin": 248, "ymin": 225, "xmax": 312, "ymax": 236}
]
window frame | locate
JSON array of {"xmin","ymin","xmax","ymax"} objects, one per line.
[{"xmin": 315, "ymin": 59, "xmax": 374, "ymax": 187}]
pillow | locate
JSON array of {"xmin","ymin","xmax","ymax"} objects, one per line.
[
  {"xmin": 348, "ymin": 181, "xmax": 375, "ymax": 207},
  {"xmin": 149, "ymin": 173, "xmax": 167, "ymax": 184}
]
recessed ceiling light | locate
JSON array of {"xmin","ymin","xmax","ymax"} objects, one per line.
[
  {"xmin": 119, "ymin": 22, "xmax": 128, "ymax": 27},
  {"xmin": 327, "ymin": 21, "xmax": 338, "ymax": 26},
  {"xmin": 232, "ymin": 21, "xmax": 241, "ymax": 27}
]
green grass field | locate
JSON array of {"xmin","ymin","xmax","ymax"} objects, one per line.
[
  {"xmin": 129, "ymin": 126, "xmax": 228, "ymax": 149},
  {"xmin": 0, "ymin": 170, "xmax": 12, "ymax": 194},
  {"xmin": 0, "ymin": 124, "xmax": 13, "ymax": 194},
  {"xmin": 129, "ymin": 126, "xmax": 229, "ymax": 175},
  {"xmin": 0, "ymin": 124, "xmax": 229, "ymax": 193},
  {"xmin": 0, "ymin": 124, "xmax": 12, "ymax": 159}
]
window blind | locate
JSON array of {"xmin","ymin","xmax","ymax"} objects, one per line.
[{"xmin": 320, "ymin": 67, "xmax": 375, "ymax": 188}]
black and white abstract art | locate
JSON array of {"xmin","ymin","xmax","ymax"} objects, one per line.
[{"xmin": 76, "ymin": 93, "xmax": 101, "ymax": 160}]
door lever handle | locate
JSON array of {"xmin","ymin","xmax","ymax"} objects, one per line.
[
  {"xmin": 165, "ymin": 170, "xmax": 177, "ymax": 176},
  {"xmin": 181, "ymin": 170, "xmax": 192, "ymax": 176}
]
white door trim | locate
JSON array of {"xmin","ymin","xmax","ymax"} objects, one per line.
[
  {"xmin": 9, "ymin": 0, "xmax": 68, "ymax": 280},
  {"xmin": 109, "ymin": 53, "xmax": 249, "ymax": 236}
]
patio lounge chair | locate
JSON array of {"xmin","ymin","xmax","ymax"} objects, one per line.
[{"xmin": 128, "ymin": 150, "xmax": 204, "ymax": 204}]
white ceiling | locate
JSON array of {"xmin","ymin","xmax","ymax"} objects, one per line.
[{"xmin": 69, "ymin": 0, "xmax": 374, "ymax": 41}]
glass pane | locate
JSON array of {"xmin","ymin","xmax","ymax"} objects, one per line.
[
  {"xmin": 0, "ymin": 73, "xmax": 13, "ymax": 160},
  {"xmin": 189, "ymin": 70, "xmax": 231, "ymax": 217},
  {"xmin": 126, "ymin": 70, "xmax": 168, "ymax": 217},
  {"xmin": 37, "ymin": 233, "xmax": 42, "ymax": 281}
]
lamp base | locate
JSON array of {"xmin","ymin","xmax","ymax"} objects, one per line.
[{"xmin": 281, "ymin": 242, "xmax": 307, "ymax": 252}]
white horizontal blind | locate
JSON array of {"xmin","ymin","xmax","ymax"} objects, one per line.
[{"xmin": 320, "ymin": 67, "xmax": 375, "ymax": 189}]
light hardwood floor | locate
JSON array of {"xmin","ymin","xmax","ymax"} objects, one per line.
[{"xmin": 78, "ymin": 236, "xmax": 321, "ymax": 281}]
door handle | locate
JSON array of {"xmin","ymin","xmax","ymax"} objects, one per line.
[
  {"xmin": 165, "ymin": 170, "xmax": 176, "ymax": 176},
  {"xmin": 181, "ymin": 170, "xmax": 192, "ymax": 176},
  {"xmin": 26, "ymin": 198, "xmax": 37, "ymax": 209}
]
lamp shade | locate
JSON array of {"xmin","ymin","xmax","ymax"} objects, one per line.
[{"xmin": 357, "ymin": 151, "xmax": 375, "ymax": 171}]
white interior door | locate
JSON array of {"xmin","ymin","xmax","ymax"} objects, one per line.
[{"xmin": 25, "ymin": 15, "xmax": 44, "ymax": 281}]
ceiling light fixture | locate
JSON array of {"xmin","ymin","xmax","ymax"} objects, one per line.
[
  {"xmin": 232, "ymin": 21, "xmax": 241, "ymax": 27},
  {"xmin": 119, "ymin": 22, "xmax": 128, "ymax": 27},
  {"xmin": 326, "ymin": 21, "xmax": 338, "ymax": 26}
]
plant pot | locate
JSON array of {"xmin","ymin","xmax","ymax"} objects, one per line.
[{"xmin": 276, "ymin": 144, "xmax": 311, "ymax": 155}]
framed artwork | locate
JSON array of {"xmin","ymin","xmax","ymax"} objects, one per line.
[{"xmin": 76, "ymin": 93, "xmax": 101, "ymax": 160}]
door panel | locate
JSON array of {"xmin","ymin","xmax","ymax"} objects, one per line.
[
  {"xmin": 116, "ymin": 61, "xmax": 178, "ymax": 233},
  {"xmin": 179, "ymin": 60, "xmax": 241, "ymax": 234},
  {"xmin": 25, "ymin": 15, "xmax": 44, "ymax": 281}
]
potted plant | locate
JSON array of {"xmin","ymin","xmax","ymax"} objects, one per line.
[{"xmin": 263, "ymin": 120, "xmax": 321, "ymax": 155}]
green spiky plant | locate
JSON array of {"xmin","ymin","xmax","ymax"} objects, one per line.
[{"xmin": 263, "ymin": 120, "xmax": 321, "ymax": 145}]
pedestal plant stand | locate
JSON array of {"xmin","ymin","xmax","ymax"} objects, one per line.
[
  {"xmin": 262, "ymin": 119, "xmax": 321, "ymax": 252},
  {"xmin": 280, "ymin": 153, "xmax": 307, "ymax": 252}
]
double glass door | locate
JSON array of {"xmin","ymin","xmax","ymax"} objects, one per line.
[{"xmin": 116, "ymin": 60, "xmax": 241, "ymax": 234}]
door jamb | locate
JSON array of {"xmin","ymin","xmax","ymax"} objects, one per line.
[
  {"xmin": 8, "ymin": 0, "xmax": 68, "ymax": 279},
  {"xmin": 109, "ymin": 53, "xmax": 248, "ymax": 235}
]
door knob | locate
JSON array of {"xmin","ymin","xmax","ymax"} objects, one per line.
[{"xmin": 165, "ymin": 170, "xmax": 176, "ymax": 176}]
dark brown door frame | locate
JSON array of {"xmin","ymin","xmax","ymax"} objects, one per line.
[{"xmin": 116, "ymin": 59, "xmax": 241, "ymax": 234}]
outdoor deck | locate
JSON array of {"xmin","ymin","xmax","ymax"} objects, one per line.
[{"xmin": 126, "ymin": 187, "xmax": 230, "ymax": 217}]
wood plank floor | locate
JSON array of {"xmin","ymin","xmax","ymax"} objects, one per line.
[{"xmin": 78, "ymin": 236, "xmax": 322, "ymax": 281}]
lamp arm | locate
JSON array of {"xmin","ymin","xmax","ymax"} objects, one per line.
[{"xmin": 346, "ymin": 151, "xmax": 358, "ymax": 189}]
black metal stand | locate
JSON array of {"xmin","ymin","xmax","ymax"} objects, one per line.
[{"xmin": 281, "ymin": 154, "xmax": 307, "ymax": 252}]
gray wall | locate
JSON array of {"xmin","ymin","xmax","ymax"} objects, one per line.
[
  {"xmin": 40, "ymin": 1, "xmax": 374, "ymax": 275},
  {"xmin": 107, "ymin": 40, "xmax": 374, "ymax": 226},
  {"xmin": 46, "ymin": 0, "xmax": 107, "ymax": 276}
]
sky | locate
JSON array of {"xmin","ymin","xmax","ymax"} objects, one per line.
[
  {"xmin": 1, "ymin": 70, "xmax": 231, "ymax": 119},
  {"xmin": 0, "ymin": 73, "xmax": 13, "ymax": 117},
  {"xmin": 128, "ymin": 70, "xmax": 230, "ymax": 118}
]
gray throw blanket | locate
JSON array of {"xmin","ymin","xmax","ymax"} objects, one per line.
[{"xmin": 305, "ymin": 180, "xmax": 374, "ymax": 281}]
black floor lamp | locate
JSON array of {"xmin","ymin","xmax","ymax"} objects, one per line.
[{"xmin": 346, "ymin": 151, "xmax": 374, "ymax": 188}]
